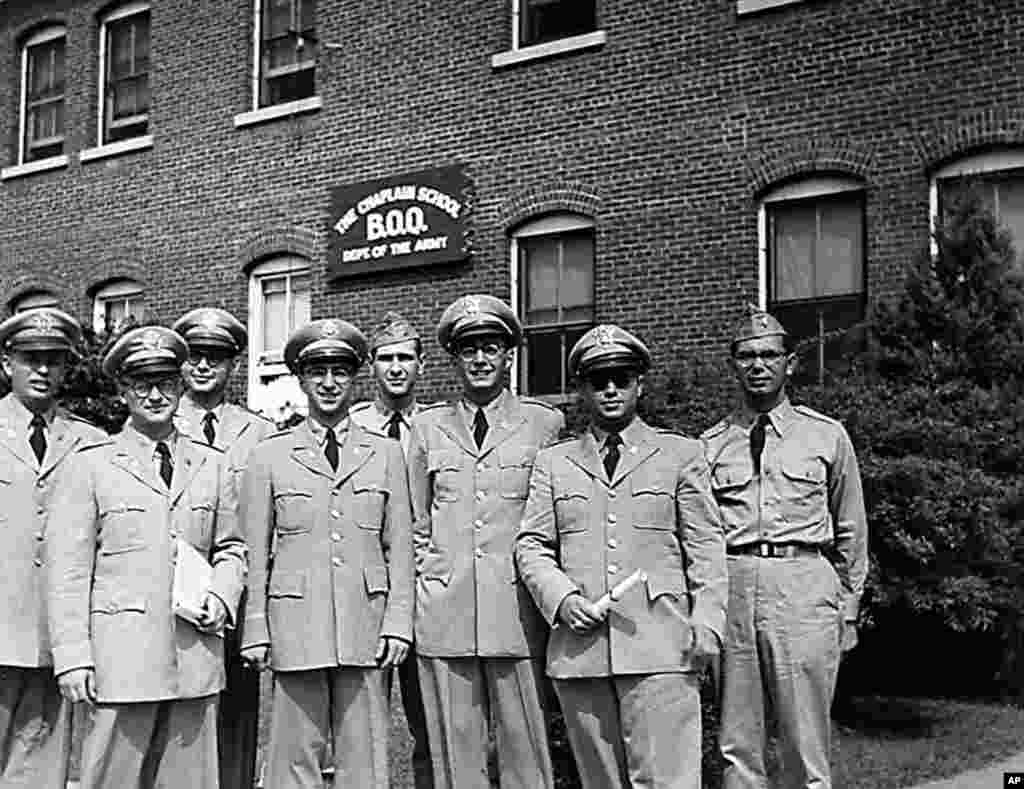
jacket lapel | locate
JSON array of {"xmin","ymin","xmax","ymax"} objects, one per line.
[
  {"xmin": 110, "ymin": 433, "xmax": 166, "ymax": 496},
  {"xmin": 218, "ymin": 404, "xmax": 250, "ymax": 450},
  {"xmin": 478, "ymin": 394, "xmax": 527, "ymax": 459},
  {"xmin": 565, "ymin": 432, "xmax": 605, "ymax": 482},
  {"xmin": 0, "ymin": 395, "xmax": 35, "ymax": 472},
  {"xmin": 170, "ymin": 439, "xmax": 207, "ymax": 509},
  {"xmin": 610, "ymin": 421, "xmax": 660, "ymax": 487},
  {"xmin": 435, "ymin": 407, "xmax": 477, "ymax": 457},
  {"xmin": 333, "ymin": 426, "xmax": 375, "ymax": 487},
  {"xmin": 290, "ymin": 421, "xmax": 335, "ymax": 481},
  {"xmin": 38, "ymin": 411, "xmax": 78, "ymax": 480}
]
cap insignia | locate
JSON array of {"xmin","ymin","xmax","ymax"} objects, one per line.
[
  {"xmin": 757, "ymin": 315, "xmax": 770, "ymax": 329},
  {"xmin": 141, "ymin": 329, "xmax": 163, "ymax": 350},
  {"xmin": 321, "ymin": 322, "xmax": 340, "ymax": 338},
  {"xmin": 31, "ymin": 312, "xmax": 56, "ymax": 333},
  {"xmin": 463, "ymin": 297, "xmax": 480, "ymax": 318},
  {"xmin": 200, "ymin": 311, "xmax": 220, "ymax": 331},
  {"xmin": 595, "ymin": 325, "xmax": 616, "ymax": 346}
]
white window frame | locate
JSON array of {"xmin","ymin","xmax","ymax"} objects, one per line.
[
  {"xmin": 929, "ymin": 150, "xmax": 1024, "ymax": 257},
  {"xmin": 19, "ymin": 25, "xmax": 66, "ymax": 166},
  {"xmin": 509, "ymin": 213, "xmax": 595, "ymax": 399},
  {"xmin": 247, "ymin": 257, "xmax": 311, "ymax": 415},
  {"xmin": 92, "ymin": 279, "xmax": 145, "ymax": 333},
  {"xmin": 493, "ymin": 0, "xmax": 605, "ymax": 69},
  {"xmin": 11, "ymin": 291, "xmax": 59, "ymax": 313},
  {"xmin": 97, "ymin": 1, "xmax": 151, "ymax": 147},
  {"xmin": 243, "ymin": 0, "xmax": 318, "ymax": 114}
]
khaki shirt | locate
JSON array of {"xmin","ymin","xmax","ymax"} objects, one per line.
[
  {"xmin": 408, "ymin": 390, "xmax": 564, "ymax": 658},
  {"xmin": 515, "ymin": 418, "xmax": 727, "ymax": 678},
  {"xmin": 701, "ymin": 398, "xmax": 868, "ymax": 620},
  {"xmin": 0, "ymin": 394, "xmax": 107, "ymax": 667}
]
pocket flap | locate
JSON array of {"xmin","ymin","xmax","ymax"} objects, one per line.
[
  {"xmin": 364, "ymin": 565, "xmax": 390, "ymax": 594},
  {"xmin": 268, "ymin": 571, "xmax": 306, "ymax": 599},
  {"xmin": 418, "ymin": 553, "xmax": 452, "ymax": 585},
  {"xmin": 781, "ymin": 460, "xmax": 826, "ymax": 484},
  {"xmin": 274, "ymin": 489, "xmax": 313, "ymax": 500},
  {"xmin": 645, "ymin": 573, "xmax": 683, "ymax": 602},
  {"xmin": 711, "ymin": 466, "xmax": 752, "ymax": 490},
  {"xmin": 91, "ymin": 592, "xmax": 147, "ymax": 615},
  {"xmin": 554, "ymin": 490, "xmax": 590, "ymax": 503},
  {"xmin": 427, "ymin": 450, "xmax": 461, "ymax": 473}
]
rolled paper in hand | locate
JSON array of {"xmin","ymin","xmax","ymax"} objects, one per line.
[{"xmin": 593, "ymin": 569, "xmax": 647, "ymax": 617}]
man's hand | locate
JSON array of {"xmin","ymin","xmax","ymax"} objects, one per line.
[
  {"xmin": 195, "ymin": 593, "xmax": 229, "ymax": 635},
  {"xmin": 240, "ymin": 645, "xmax": 270, "ymax": 671},
  {"xmin": 58, "ymin": 668, "xmax": 96, "ymax": 704},
  {"xmin": 687, "ymin": 624, "xmax": 721, "ymax": 671},
  {"xmin": 840, "ymin": 620, "xmax": 859, "ymax": 653},
  {"xmin": 376, "ymin": 637, "xmax": 410, "ymax": 668},
  {"xmin": 557, "ymin": 592, "xmax": 606, "ymax": 634}
]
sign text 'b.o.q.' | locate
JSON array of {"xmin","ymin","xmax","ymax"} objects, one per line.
[{"xmin": 327, "ymin": 166, "xmax": 471, "ymax": 278}]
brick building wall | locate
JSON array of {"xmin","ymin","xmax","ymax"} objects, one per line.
[{"xmin": 1, "ymin": 0, "xmax": 1023, "ymax": 407}]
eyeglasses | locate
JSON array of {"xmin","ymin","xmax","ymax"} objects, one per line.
[
  {"xmin": 301, "ymin": 365, "xmax": 354, "ymax": 383},
  {"xmin": 123, "ymin": 376, "xmax": 181, "ymax": 399},
  {"xmin": 186, "ymin": 350, "xmax": 234, "ymax": 367},
  {"xmin": 585, "ymin": 370, "xmax": 638, "ymax": 390},
  {"xmin": 456, "ymin": 342, "xmax": 505, "ymax": 362},
  {"xmin": 733, "ymin": 350, "xmax": 789, "ymax": 368}
]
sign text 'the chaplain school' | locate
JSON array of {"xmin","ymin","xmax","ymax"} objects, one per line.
[{"xmin": 327, "ymin": 165, "xmax": 470, "ymax": 278}]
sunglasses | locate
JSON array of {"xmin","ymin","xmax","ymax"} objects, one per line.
[{"xmin": 585, "ymin": 370, "xmax": 638, "ymax": 389}]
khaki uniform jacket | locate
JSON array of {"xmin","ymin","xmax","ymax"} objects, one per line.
[
  {"xmin": 408, "ymin": 391, "xmax": 564, "ymax": 658},
  {"xmin": 701, "ymin": 398, "xmax": 868, "ymax": 620},
  {"xmin": 0, "ymin": 395, "xmax": 107, "ymax": 668},
  {"xmin": 240, "ymin": 419, "xmax": 414, "ymax": 671},
  {"xmin": 175, "ymin": 396, "xmax": 275, "ymax": 497},
  {"xmin": 349, "ymin": 399, "xmax": 428, "ymax": 458},
  {"xmin": 47, "ymin": 425, "xmax": 246, "ymax": 703},
  {"xmin": 515, "ymin": 418, "xmax": 728, "ymax": 678}
]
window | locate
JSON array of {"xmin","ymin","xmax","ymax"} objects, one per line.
[
  {"xmin": 20, "ymin": 27, "xmax": 66, "ymax": 163},
  {"xmin": 933, "ymin": 151, "xmax": 1024, "ymax": 266},
  {"xmin": 259, "ymin": 0, "xmax": 316, "ymax": 108},
  {"xmin": 248, "ymin": 257, "xmax": 311, "ymax": 418},
  {"xmin": 11, "ymin": 290, "xmax": 59, "ymax": 314},
  {"xmin": 761, "ymin": 178, "xmax": 866, "ymax": 384},
  {"xmin": 93, "ymin": 279, "xmax": 145, "ymax": 333},
  {"xmin": 99, "ymin": 3, "xmax": 150, "ymax": 145},
  {"xmin": 517, "ymin": 0, "xmax": 596, "ymax": 48},
  {"xmin": 511, "ymin": 215, "xmax": 595, "ymax": 398}
]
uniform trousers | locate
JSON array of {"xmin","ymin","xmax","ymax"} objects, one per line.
[
  {"xmin": 720, "ymin": 554, "xmax": 841, "ymax": 789},
  {"xmin": 553, "ymin": 672, "xmax": 701, "ymax": 789},
  {"xmin": 389, "ymin": 655, "xmax": 433, "ymax": 789},
  {"xmin": 217, "ymin": 624, "xmax": 259, "ymax": 789},
  {"xmin": 267, "ymin": 667, "xmax": 389, "ymax": 789},
  {"xmin": 0, "ymin": 666, "xmax": 71, "ymax": 789},
  {"xmin": 417, "ymin": 655, "xmax": 554, "ymax": 789},
  {"xmin": 79, "ymin": 694, "xmax": 218, "ymax": 789}
]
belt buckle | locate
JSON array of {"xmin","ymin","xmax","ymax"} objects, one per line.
[{"xmin": 758, "ymin": 543, "xmax": 771, "ymax": 558}]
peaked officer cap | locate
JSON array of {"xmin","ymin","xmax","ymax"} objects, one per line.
[
  {"xmin": 103, "ymin": 326, "xmax": 188, "ymax": 378},
  {"xmin": 284, "ymin": 319, "xmax": 368, "ymax": 372},
  {"xmin": 173, "ymin": 307, "xmax": 247, "ymax": 354},
  {"xmin": 437, "ymin": 294, "xmax": 522, "ymax": 352},
  {"xmin": 0, "ymin": 307, "xmax": 81, "ymax": 355},
  {"xmin": 569, "ymin": 324, "xmax": 652, "ymax": 376}
]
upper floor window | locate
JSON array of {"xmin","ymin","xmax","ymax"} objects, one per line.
[
  {"xmin": 248, "ymin": 257, "xmax": 311, "ymax": 418},
  {"xmin": 99, "ymin": 3, "xmax": 150, "ymax": 145},
  {"xmin": 93, "ymin": 278, "xmax": 145, "ymax": 333},
  {"xmin": 761, "ymin": 177, "xmax": 866, "ymax": 384},
  {"xmin": 260, "ymin": 0, "xmax": 316, "ymax": 108},
  {"xmin": 10, "ymin": 290, "xmax": 59, "ymax": 314},
  {"xmin": 933, "ymin": 151, "xmax": 1024, "ymax": 267},
  {"xmin": 20, "ymin": 26, "xmax": 66, "ymax": 163},
  {"xmin": 517, "ymin": 0, "xmax": 597, "ymax": 48},
  {"xmin": 511, "ymin": 214, "xmax": 595, "ymax": 398}
]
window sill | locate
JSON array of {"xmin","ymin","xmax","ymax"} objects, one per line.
[
  {"xmin": 233, "ymin": 96, "xmax": 323, "ymax": 129},
  {"xmin": 1, "ymin": 154, "xmax": 69, "ymax": 181},
  {"xmin": 491, "ymin": 30, "xmax": 606, "ymax": 69},
  {"xmin": 736, "ymin": 0, "xmax": 806, "ymax": 16},
  {"xmin": 79, "ymin": 135, "xmax": 153, "ymax": 163}
]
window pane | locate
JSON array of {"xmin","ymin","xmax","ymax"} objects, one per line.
[
  {"xmin": 817, "ymin": 196, "xmax": 863, "ymax": 297},
  {"xmin": 561, "ymin": 231, "xmax": 595, "ymax": 310},
  {"xmin": 995, "ymin": 177, "xmax": 1024, "ymax": 263},
  {"xmin": 290, "ymin": 274, "xmax": 311, "ymax": 330},
  {"xmin": 523, "ymin": 237, "xmax": 559, "ymax": 316},
  {"xmin": 772, "ymin": 203, "xmax": 816, "ymax": 302},
  {"xmin": 525, "ymin": 329, "xmax": 563, "ymax": 396},
  {"xmin": 266, "ymin": 0, "xmax": 294, "ymax": 38},
  {"xmin": 109, "ymin": 21, "xmax": 134, "ymax": 78},
  {"xmin": 263, "ymin": 288, "xmax": 287, "ymax": 353},
  {"xmin": 522, "ymin": 0, "xmax": 596, "ymax": 47},
  {"xmin": 299, "ymin": 0, "xmax": 316, "ymax": 32},
  {"xmin": 134, "ymin": 15, "xmax": 150, "ymax": 70}
]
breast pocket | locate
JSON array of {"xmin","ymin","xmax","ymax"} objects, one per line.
[
  {"xmin": 189, "ymin": 501, "xmax": 216, "ymax": 544},
  {"xmin": 631, "ymin": 479, "xmax": 675, "ymax": 529},
  {"xmin": 554, "ymin": 490, "xmax": 590, "ymax": 533},
  {"xmin": 352, "ymin": 481, "xmax": 390, "ymax": 530},
  {"xmin": 499, "ymin": 445, "xmax": 536, "ymax": 500},
  {"xmin": 98, "ymin": 504, "xmax": 148, "ymax": 555},
  {"xmin": 780, "ymin": 458, "xmax": 827, "ymax": 516},
  {"xmin": 428, "ymin": 451, "xmax": 462, "ymax": 503},
  {"xmin": 273, "ymin": 490, "xmax": 314, "ymax": 535}
]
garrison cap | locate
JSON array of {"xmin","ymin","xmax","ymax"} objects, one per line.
[
  {"xmin": 172, "ymin": 307, "xmax": 247, "ymax": 354},
  {"xmin": 102, "ymin": 325, "xmax": 188, "ymax": 378},
  {"xmin": 0, "ymin": 307, "xmax": 82, "ymax": 355},
  {"xmin": 284, "ymin": 319, "xmax": 367, "ymax": 372},
  {"xmin": 731, "ymin": 304, "xmax": 788, "ymax": 350},
  {"xmin": 370, "ymin": 311, "xmax": 421, "ymax": 354},
  {"xmin": 569, "ymin": 324, "xmax": 652, "ymax": 377},
  {"xmin": 437, "ymin": 294, "xmax": 522, "ymax": 353}
]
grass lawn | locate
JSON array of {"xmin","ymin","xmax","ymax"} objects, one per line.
[{"xmin": 832, "ymin": 695, "xmax": 1024, "ymax": 789}]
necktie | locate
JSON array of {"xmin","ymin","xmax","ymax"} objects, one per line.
[
  {"xmin": 386, "ymin": 412, "xmax": 403, "ymax": 441},
  {"xmin": 325, "ymin": 426, "xmax": 339, "ymax": 471},
  {"xmin": 750, "ymin": 414, "xmax": 770, "ymax": 475},
  {"xmin": 156, "ymin": 441, "xmax": 173, "ymax": 488},
  {"xmin": 603, "ymin": 433, "xmax": 622, "ymax": 480},
  {"xmin": 29, "ymin": 415, "xmax": 46, "ymax": 464},
  {"xmin": 202, "ymin": 411, "xmax": 216, "ymax": 446},
  {"xmin": 473, "ymin": 409, "xmax": 488, "ymax": 449}
]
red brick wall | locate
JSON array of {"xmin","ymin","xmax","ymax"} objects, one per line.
[{"xmin": 2, "ymin": 0, "xmax": 1023, "ymax": 403}]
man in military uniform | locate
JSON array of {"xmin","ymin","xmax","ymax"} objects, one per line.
[
  {"xmin": 516, "ymin": 324, "xmax": 727, "ymax": 789},
  {"xmin": 0, "ymin": 307, "xmax": 106, "ymax": 788},
  {"xmin": 349, "ymin": 311, "xmax": 432, "ymax": 789},
  {"xmin": 701, "ymin": 307, "xmax": 867, "ymax": 789},
  {"xmin": 172, "ymin": 306, "xmax": 274, "ymax": 789},
  {"xmin": 48, "ymin": 325, "xmax": 246, "ymax": 789},
  {"xmin": 408, "ymin": 294, "xmax": 562, "ymax": 789},
  {"xmin": 239, "ymin": 319, "xmax": 413, "ymax": 789}
]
